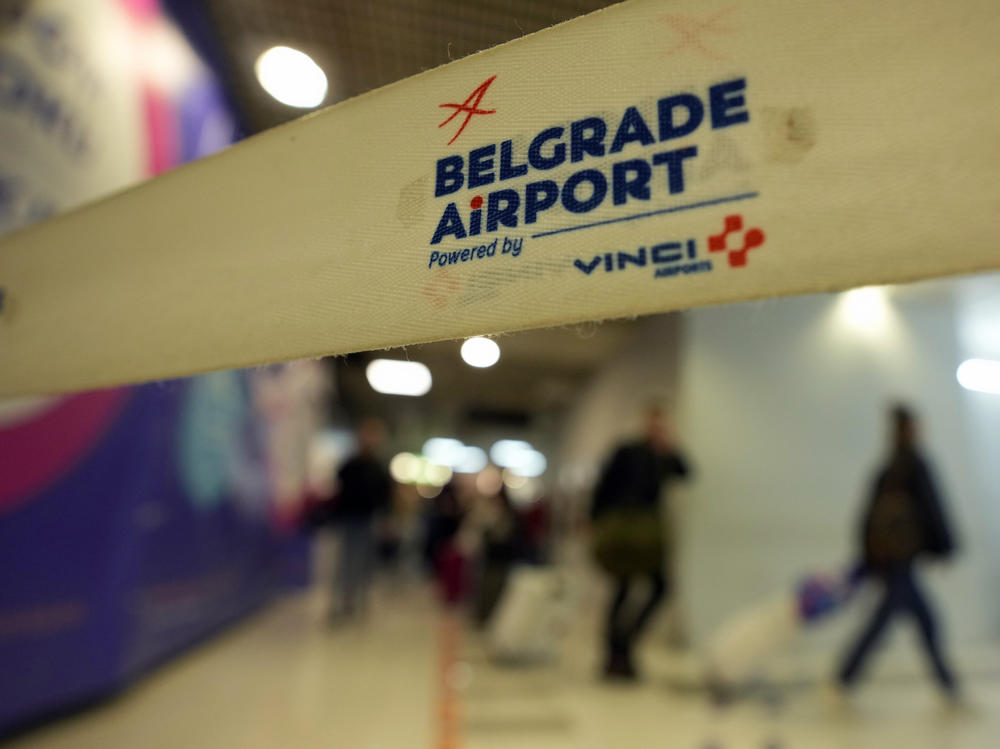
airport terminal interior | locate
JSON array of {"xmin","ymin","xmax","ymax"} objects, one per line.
[{"xmin": 2, "ymin": 1, "xmax": 1000, "ymax": 747}]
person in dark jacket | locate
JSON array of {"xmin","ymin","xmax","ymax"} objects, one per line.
[
  {"xmin": 592, "ymin": 406, "xmax": 691, "ymax": 679},
  {"xmin": 331, "ymin": 418, "xmax": 391, "ymax": 622},
  {"xmin": 836, "ymin": 404, "xmax": 959, "ymax": 697},
  {"xmin": 473, "ymin": 486, "xmax": 529, "ymax": 625}
]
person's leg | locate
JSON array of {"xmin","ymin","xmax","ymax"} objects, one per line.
[
  {"xmin": 630, "ymin": 571, "xmax": 668, "ymax": 640},
  {"xmin": 334, "ymin": 523, "xmax": 356, "ymax": 618},
  {"xmin": 338, "ymin": 519, "xmax": 366, "ymax": 616},
  {"xmin": 837, "ymin": 574, "xmax": 899, "ymax": 688},
  {"xmin": 354, "ymin": 518, "xmax": 375, "ymax": 615},
  {"xmin": 615, "ymin": 572, "xmax": 667, "ymax": 678},
  {"xmin": 902, "ymin": 568, "xmax": 958, "ymax": 694},
  {"xmin": 329, "ymin": 528, "xmax": 345, "ymax": 618},
  {"xmin": 604, "ymin": 578, "xmax": 630, "ymax": 674},
  {"xmin": 606, "ymin": 578, "xmax": 630, "ymax": 641}
]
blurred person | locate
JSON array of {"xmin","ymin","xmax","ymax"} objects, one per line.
[
  {"xmin": 591, "ymin": 406, "xmax": 691, "ymax": 680},
  {"xmin": 375, "ymin": 503, "xmax": 403, "ymax": 572},
  {"xmin": 835, "ymin": 404, "xmax": 959, "ymax": 700},
  {"xmin": 425, "ymin": 481, "xmax": 468, "ymax": 604},
  {"xmin": 468, "ymin": 487, "xmax": 528, "ymax": 625},
  {"xmin": 388, "ymin": 486, "xmax": 425, "ymax": 584},
  {"xmin": 423, "ymin": 481, "xmax": 464, "ymax": 572},
  {"xmin": 329, "ymin": 418, "xmax": 391, "ymax": 622},
  {"xmin": 521, "ymin": 495, "xmax": 552, "ymax": 565}
]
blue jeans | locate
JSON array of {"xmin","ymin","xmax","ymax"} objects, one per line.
[
  {"xmin": 838, "ymin": 565, "xmax": 956, "ymax": 692},
  {"xmin": 335, "ymin": 518, "xmax": 374, "ymax": 616}
]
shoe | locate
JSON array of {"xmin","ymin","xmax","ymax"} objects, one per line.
[
  {"xmin": 603, "ymin": 654, "xmax": 640, "ymax": 682},
  {"xmin": 603, "ymin": 653, "xmax": 627, "ymax": 679},
  {"xmin": 602, "ymin": 648, "xmax": 638, "ymax": 681}
]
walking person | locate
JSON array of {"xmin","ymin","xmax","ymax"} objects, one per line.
[
  {"xmin": 591, "ymin": 406, "xmax": 691, "ymax": 680},
  {"xmin": 836, "ymin": 405, "xmax": 960, "ymax": 700},
  {"xmin": 330, "ymin": 418, "xmax": 391, "ymax": 623}
]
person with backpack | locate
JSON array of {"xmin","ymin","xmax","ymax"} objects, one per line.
[
  {"xmin": 835, "ymin": 404, "xmax": 959, "ymax": 698},
  {"xmin": 591, "ymin": 406, "xmax": 691, "ymax": 680}
]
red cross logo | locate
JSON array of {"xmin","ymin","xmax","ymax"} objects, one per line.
[
  {"xmin": 708, "ymin": 214, "xmax": 765, "ymax": 268},
  {"xmin": 438, "ymin": 75, "xmax": 497, "ymax": 145}
]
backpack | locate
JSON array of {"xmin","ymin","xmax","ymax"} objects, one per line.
[{"xmin": 864, "ymin": 487, "xmax": 924, "ymax": 569}]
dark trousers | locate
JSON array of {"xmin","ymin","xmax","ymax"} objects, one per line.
[
  {"xmin": 606, "ymin": 572, "xmax": 667, "ymax": 657},
  {"xmin": 838, "ymin": 565, "xmax": 956, "ymax": 692},
  {"xmin": 335, "ymin": 518, "xmax": 374, "ymax": 615}
]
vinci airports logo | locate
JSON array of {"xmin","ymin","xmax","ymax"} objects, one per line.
[{"xmin": 572, "ymin": 214, "xmax": 765, "ymax": 279}]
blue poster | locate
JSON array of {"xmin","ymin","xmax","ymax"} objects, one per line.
[{"xmin": 0, "ymin": 373, "xmax": 311, "ymax": 732}]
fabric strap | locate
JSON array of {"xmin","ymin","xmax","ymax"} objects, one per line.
[{"xmin": 2, "ymin": 0, "xmax": 999, "ymax": 396}]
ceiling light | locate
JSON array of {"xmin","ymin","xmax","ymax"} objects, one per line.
[
  {"xmin": 254, "ymin": 45, "xmax": 328, "ymax": 108},
  {"xmin": 489, "ymin": 440, "xmax": 547, "ymax": 477},
  {"xmin": 838, "ymin": 286, "xmax": 890, "ymax": 335},
  {"xmin": 389, "ymin": 452, "xmax": 421, "ymax": 483},
  {"xmin": 957, "ymin": 359, "xmax": 1000, "ymax": 394},
  {"xmin": 489, "ymin": 439, "xmax": 532, "ymax": 468},
  {"xmin": 366, "ymin": 359, "xmax": 432, "ymax": 396},
  {"xmin": 455, "ymin": 446, "xmax": 488, "ymax": 474},
  {"xmin": 461, "ymin": 337, "xmax": 500, "ymax": 368},
  {"xmin": 508, "ymin": 449, "xmax": 547, "ymax": 478},
  {"xmin": 423, "ymin": 438, "xmax": 466, "ymax": 468},
  {"xmin": 423, "ymin": 462, "xmax": 453, "ymax": 487}
]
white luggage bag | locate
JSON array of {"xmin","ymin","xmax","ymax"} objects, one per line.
[
  {"xmin": 703, "ymin": 569, "xmax": 860, "ymax": 692},
  {"xmin": 488, "ymin": 566, "xmax": 571, "ymax": 664},
  {"xmin": 704, "ymin": 594, "xmax": 800, "ymax": 689}
]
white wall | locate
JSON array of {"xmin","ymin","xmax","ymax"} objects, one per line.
[
  {"xmin": 955, "ymin": 273, "xmax": 1000, "ymax": 604},
  {"xmin": 675, "ymin": 280, "xmax": 999, "ymax": 649}
]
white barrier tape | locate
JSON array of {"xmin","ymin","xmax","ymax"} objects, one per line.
[{"xmin": 2, "ymin": 0, "xmax": 999, "ymax": 396}]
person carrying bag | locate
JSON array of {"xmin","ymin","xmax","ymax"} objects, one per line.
[{"xmin": 590, "ymin": 407, "xmax": 691, "ymax": 680}]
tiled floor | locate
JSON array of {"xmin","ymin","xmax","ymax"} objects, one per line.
[{"xmin": 9, "ymin": 577, "xmax": 999, "ymax": 749}]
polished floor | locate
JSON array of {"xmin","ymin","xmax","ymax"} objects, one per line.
[{"xmin": 10, "ymin": 571, "xmax": 1000, "ymax": 749}]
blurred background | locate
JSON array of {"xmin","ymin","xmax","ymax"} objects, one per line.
[{"xmin": 1, "ymin": 1, "xmax": 999, "ymax": 747}]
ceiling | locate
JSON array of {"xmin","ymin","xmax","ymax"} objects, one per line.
[
  {"xmin": 329, "ymin": 319, "xmax": 642, "ymax": 434},
  {"xmin": 203, "ymin": 0, "xmax": 621, "ymax": 132}
]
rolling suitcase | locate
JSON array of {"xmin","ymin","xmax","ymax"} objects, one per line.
[{"xmin": 704, "ymin": 568, "xmax": 861, "ymax": 693}]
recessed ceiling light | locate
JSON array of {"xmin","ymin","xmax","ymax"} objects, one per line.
[
  {"xmin": 837, "ymin": 286, "xmax": 890, "ymax": 335},
  {"xmin": 254, "ymin": 45, "xmax": 328, "ymax": 108},
  {"xmin": 365, "ymin": 359, "xmax": 432, "ymax": 396},
  {"xmin": 461, "ymin": 337, "xmax": 500, "ymax": 368}
]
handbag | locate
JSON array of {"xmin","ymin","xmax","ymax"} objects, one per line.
[{"xmin": 591, "ymin": 506, "xmax": 664, "ymax": 577}]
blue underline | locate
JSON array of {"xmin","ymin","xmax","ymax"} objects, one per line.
[{"xmin": 530, "ymin": 191, "xmax": 760, "ymax": 239}]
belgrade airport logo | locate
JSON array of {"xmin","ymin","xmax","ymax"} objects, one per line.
[
  {"xmin": 426, "ymin": 74, "xmax": 763, "ymax": 280},
  {"xmin": 572, "ymin": 213, "xmax": 766, "ymax": 280}
]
